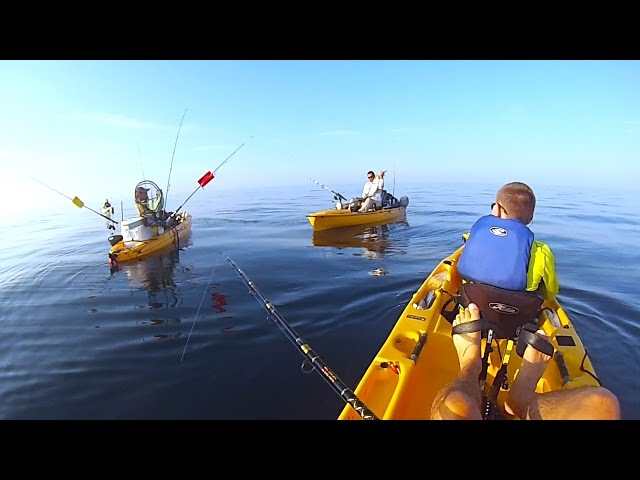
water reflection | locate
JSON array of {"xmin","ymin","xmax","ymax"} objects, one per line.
[
  {"xmin": 112, "ymin": 247, "xmax": 183, "ymax": 309},
  {"xmin": 312, "ymin": 220, "xmax": 409, "ymax": 259},
  {"xmin": 211, "ymin": 287, "xmax": 228, "ymax": 313},
  {"xmin": 109, "ymin": 246, "xmax": 233, "ymax": 343}
]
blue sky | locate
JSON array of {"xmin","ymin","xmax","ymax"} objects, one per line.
[{"xmin": 1, "ymin": 60, "xmax": 638, "ymax": 214}]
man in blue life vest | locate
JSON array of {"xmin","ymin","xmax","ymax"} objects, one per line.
[{"xmin": 456, "ymin": 181, "xmax": 558, "ymax": 300}]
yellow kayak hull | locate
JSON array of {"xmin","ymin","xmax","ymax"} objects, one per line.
[
  {"xmin": 338, "ymin": 245, "xmax": 600, "ymax": 420},
  {"xmin": 307, "ymin": 206, "xmax": 406, "ymax": 231},
  {"xmin": 108, "ymin": 212, "xmax": 193, "ymax": 263}
]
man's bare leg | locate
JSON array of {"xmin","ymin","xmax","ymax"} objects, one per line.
[
  {"xmin": 430, "ymin": 304, "xmax": 483, "ymax": 420},
  {"xmin": 505, "ymin": 331, "xmax": 621, "ymax": 420}
]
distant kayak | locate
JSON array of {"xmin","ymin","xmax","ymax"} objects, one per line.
[
  {"xmin": 338, "ymin": 244, "xmax": 602, "ymax": 420},
  {"xmin": 307, "ymin": 193, "xmax": 409, "ymax": 231},
  {"xmin": 108, "ymin": 211, "xmax": 192, "ymax": 264}
]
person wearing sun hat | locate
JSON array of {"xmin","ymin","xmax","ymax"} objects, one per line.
[{"xmin": 134, "ymin": 186, "xmax": 151, "ymax": 216}]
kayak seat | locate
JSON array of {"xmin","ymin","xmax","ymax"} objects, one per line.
[
  {"xmin": 142, "ymin": 212, "xmax": 161, "ymax": 227},
  {"xmin": 368, "ymin": 191, "xmax": 384, "ymax": 210},
  {"xmin": 457, "ymin": 281, "xmax": 544, "ymax": 339},
  {"xmin": 451, "ymin": 281, "xmax": 552, "ymax": 420},
  {"xmin": 379, "ymin": 190, "xmax": 397, "ymax": 208},
  {"xmin": 379, "ymin": 190, "xmax": 388, "ymax": 208}
]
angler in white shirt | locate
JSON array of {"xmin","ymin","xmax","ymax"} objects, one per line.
[{"xmin": 358, "ymin": 170, "xmax": 386, "ymax": 212}]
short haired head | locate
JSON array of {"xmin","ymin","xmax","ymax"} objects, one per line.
[
  {"xmin": 496, "ymin": 182, "xmax": 536, "ymax": 224},
  {"xmin": 367, "ymin": 170, "xmax": 375, "ymax": 179}
]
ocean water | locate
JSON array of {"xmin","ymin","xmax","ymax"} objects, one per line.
[{"xmin": 0, "ymin": 181, "xmax": 638, "ymax": 420}]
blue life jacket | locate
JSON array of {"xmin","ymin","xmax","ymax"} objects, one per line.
[{"xmin": 457, "ymin": 215, "xmax": 534, "ymax": 291}]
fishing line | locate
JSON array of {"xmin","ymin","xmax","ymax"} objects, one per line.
[
  {"xmin": 172, "ymin": 135, "xmax": 254, "ymax": 216},
  {"xmin": 392, "ymin": 160, "xmax": 396, "ymax": 198},
  {"xmin": 307, "ymin": 177, "xmax": 349, "ymax": 202},
  {"xmin": 222, "ymin": 252, "xmax": 379, "ymax": 420},
  {"xmin": 165, "ymin": 108, "xmax": 188, "ymax": 212},
  {"xmin": 180, "ymin": 254, "xmax": 221, "ymax": 362},
  {"xmin": 30, "ymin": 177, "xmax": 118, "ymax": 224},
  {"xmin": 30, "ymin": 176, "xmax": 74, "ymax": 202},
  {"xmin": 212, "ymin": 136, "xmax": 253, "ymax": 174},
  {"xmin": 137, "ymin": 142, "xmax": 146, "ymax": 180}
]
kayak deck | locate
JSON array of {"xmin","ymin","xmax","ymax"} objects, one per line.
[{"xmin": 338, "ymin": 245, "xmax": 600, "ymax": 420}]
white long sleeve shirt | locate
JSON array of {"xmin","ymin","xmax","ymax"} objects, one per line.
[{"xmin": 362, "ymin": 176, "xmax": 384, "ymax": 202}]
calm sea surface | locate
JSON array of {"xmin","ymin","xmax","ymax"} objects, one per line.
[{"xmin": 1, "ymin": 181, "xmax": 638, "ymax": 420}]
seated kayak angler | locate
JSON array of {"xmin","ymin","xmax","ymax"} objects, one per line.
[
  {"xmin": 432, "ymin": 182, "xmax": 620, "ymax": 419},
  {"xmin": 431, "ymin": 181, "xmax": 621, "ymax": 420},
  {"xmin": 358, "ymin": 170, "xmax": 386, "ymax": 212},
  {"xmin": 134, "ymin": 184, "xmax": 178, "ymax": 231},
  {"xmin": 108, "ymin": 182, "xmax": 184, "ymax": 267},
  {"xmin": 135, "ymin": 185, "xmax": 162, "ymax": 225},
  {"xmin": 455, "ymin": 181, "xmax": 557, "ymax": 338}
]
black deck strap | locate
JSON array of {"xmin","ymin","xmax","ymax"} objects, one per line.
[
  {"xmin": 483, "ymin": 337, "xmax": 515, "ymax": 420},
  {"xmin": 484, "ymin": 362, "xmax": 508, "ymax": 420},
  {"xmin": 479, "ymin": 328, "xmax": 494, "ymax": 393},
  {"xmin": 440, "ymin": 295, "xmax": 460, "ymax": 323},
  {"xmin": 452, "ymin": 318, "xmax": 488, "ymax": 335},
  {"xmin": 516, "ymin": 323, "xmax": 554, "ymax": 357}
]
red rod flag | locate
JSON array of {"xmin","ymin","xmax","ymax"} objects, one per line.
[{"xmin": 198, "ymin": 171, "xmax": 214, "ymax": 188}]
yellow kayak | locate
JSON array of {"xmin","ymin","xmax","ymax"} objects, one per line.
[
  {"xmin": 338, "ymin": 245, "xmax": 601, "ymax": 420},
  {"xmin": 307, "ymin": 195, "xmax": 409, "ymax": 232},
  {"xmin": 108, "ymin": 212, "xmax": 193, "ymax": 264}
]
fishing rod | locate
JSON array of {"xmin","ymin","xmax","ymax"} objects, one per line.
[
  {"xmin": 308, "ymin": 177, "xmax": 349, "ymax": 203},
  {"xmin": 222, "ymin": 253, "xmax": 379, "ymax": 420},
  {"xmin": 180, "ymin": 256, "xmax": 221, "ymax": 362},
  {"xmin": 172, "ymin": 136, "xmax": 253, "ymax": 216},
  {"xmin": 392, "ymin": 160, "xmax": 396, "ymax": 198},
  {"xmin": 164, "ymin": 108, "xmax": 188, "ymax": 211},
  {"xmin": 31, "ymin": 177, "xmax": 118, "ymax": 224},
  {"xmin": 137, "ymin": 142, "xmax": 146, "ymax": 180}
]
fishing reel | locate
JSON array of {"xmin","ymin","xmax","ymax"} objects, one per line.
[
  {"xmin": 334, "ymin": 195, "xmax": 347, "ymax": 211},
  {"xmin": 348, "ymin": 197, "xmax": 362, "ymax": 212}
]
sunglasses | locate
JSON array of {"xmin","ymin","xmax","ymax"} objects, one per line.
[
  {"xmin": 367, "ymin": 175, "xmax": 374, "ymax": 179},
  {"xmin": 491, "ymin": 202, "xmax": 508, "ymax": 215}
]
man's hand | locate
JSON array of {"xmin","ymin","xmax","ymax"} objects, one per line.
[{"xmin": 380, "ymin": 170, "xmax": 386, "ymax": 178}]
